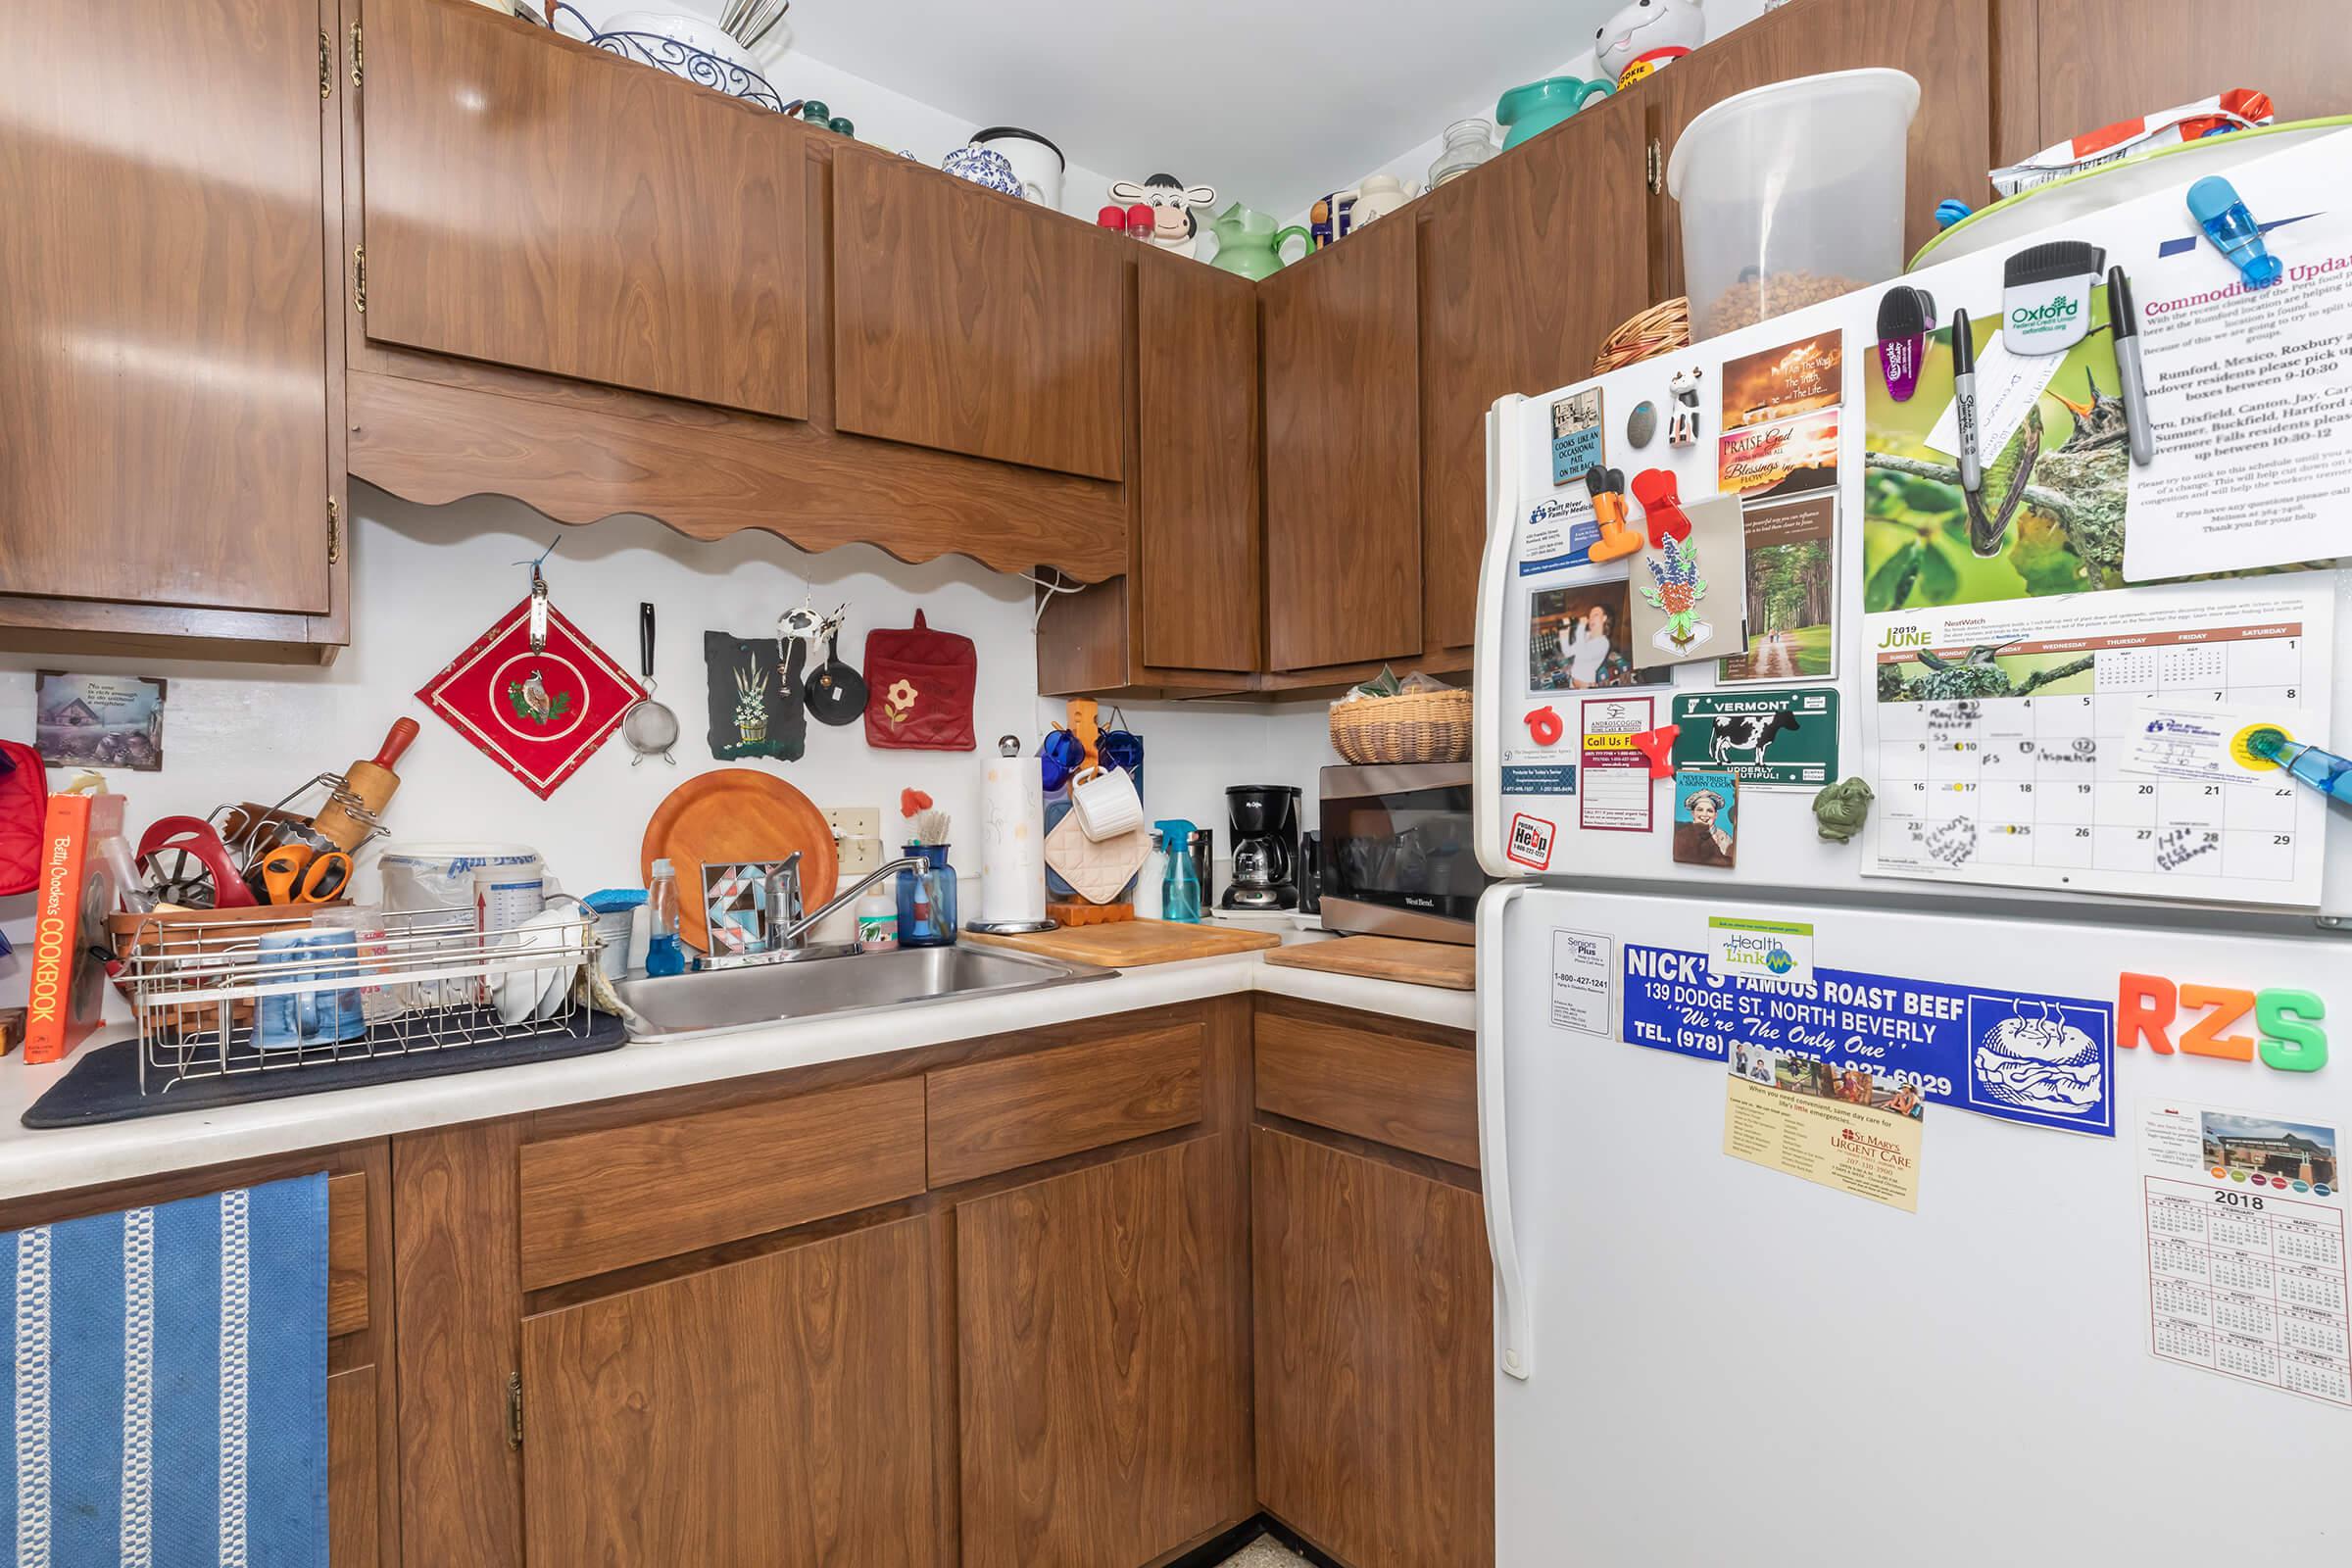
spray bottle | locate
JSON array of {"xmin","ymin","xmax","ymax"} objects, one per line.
[{"xmin": 1155, "ymin": 819, "xmax": 1202, "ymax": 923}]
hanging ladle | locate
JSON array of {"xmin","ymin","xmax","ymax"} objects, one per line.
[{"xmin": 621, "ymin": 602, "xmax": 680, "ymax": 765}]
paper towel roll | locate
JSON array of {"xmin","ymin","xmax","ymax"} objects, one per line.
[{"xmin": 977, "ymin": 752, "xmax": 1048, "ymax": 926}]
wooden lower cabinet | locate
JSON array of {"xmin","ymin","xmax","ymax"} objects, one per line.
[
  {"xmin": 956, "ymin": 1135, "xmax": 1251, "ymax": 1568},
  {"xmin": 1251, "ymin": 1126, "xmax": 1493, "ymax": 1568},
  {"xmin": 519, "ymin": 1214, "xmax": 940, "ymax": 1566}
]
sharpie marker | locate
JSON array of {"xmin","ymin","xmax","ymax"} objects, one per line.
[
  {"xmin": 2108, "ymin": 266, "xmax": 2155, "ymax": 466},
  {"xmin": 1950, "ymin": 308, "xmax": 1982, "ymax": 495}
]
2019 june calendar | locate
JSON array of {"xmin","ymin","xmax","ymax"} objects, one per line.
[{"xmin": 1863, "ymin": 580, "xmax": 2334, "ymax": 906}]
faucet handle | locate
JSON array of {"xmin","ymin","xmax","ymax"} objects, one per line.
[{"xmin": 764, "ymin": 852, "xmax": 805, "ymax": 947}]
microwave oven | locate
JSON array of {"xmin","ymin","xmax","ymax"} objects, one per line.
[{"xmin": 1317, "ymin": 762, "xmax": 1489, "ymax": 946}]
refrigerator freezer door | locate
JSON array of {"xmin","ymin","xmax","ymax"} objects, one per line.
[{"xmin": 1486, "ymin": 884, "xmax": 2351, "ymax": 1567}]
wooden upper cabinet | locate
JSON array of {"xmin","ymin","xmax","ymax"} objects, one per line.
[
  {"xmin": 1418, "ymin": 99, "xmax": 1653, "ymax": 656},
  {"xmin": 831, "ymin": 143, "xmax": 1125, "ymax": 480},
  {"xmin": 2010, "ymin": 0, "xmax": 2352, "ymax": 162},
  {"xmin": 1657, "ymin": 0, "xmax": 1992, "ymax": 286},
  {"xmin": 1138, "ymin": 254, "xmax": 1261, "ymax": 672},
  {"xmin": 0, "ymin": 0, "xmax": 334, "ymax": 615},
  {"xmin": 1262, "ymin": 218, "xmax": 1423, "ymax": 672},
  {"xmin": 358, "ymin": 0, "xmax": 808, "ymax": 417},
  {"xmin": 956, "ymin": 1136, "xmax": 1250, "ymax": 1567},
  {"xmin": 520, "ymin": 1216, "xmax": 939, "ymax": 1567}
]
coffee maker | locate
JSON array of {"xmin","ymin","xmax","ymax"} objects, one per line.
[{"xmin": 1221, "ymin": 785, "xmax": 1300, "ymax": 910}]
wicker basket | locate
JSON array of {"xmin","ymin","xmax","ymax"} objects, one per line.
[
  {"xmin": 1593, "ymin": 297, "xmax": 1692, "ymax": 377},
  {"xmin": 1330, "ymin": 689, "xmax": 1473, "ymax": 765}
]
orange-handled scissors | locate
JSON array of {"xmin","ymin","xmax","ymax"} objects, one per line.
[{"xmin": 251, "ymin": 844, "xmax": 355, "ymax": 905}]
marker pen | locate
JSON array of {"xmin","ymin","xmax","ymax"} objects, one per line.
[
  {"xmin": 2107, "ymin": 266, "xmax": 2155, "ymax": 466},
  {"xmin": 1950, "ymin": 308, "xmax": 1982, "ymax": 495}
]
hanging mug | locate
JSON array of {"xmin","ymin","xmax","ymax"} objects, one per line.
[{"xmin": 1068, "ymin": 765, "xmax": 1145, "ymax": 842}]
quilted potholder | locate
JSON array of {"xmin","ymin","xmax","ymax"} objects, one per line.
[
  {"xmin": 1044, "ymin": 808, "xmax": 1147, "ymax": 906},
  {"xmin": 864, "ymin": 610, "xmax": 977, "ymax": 751}
]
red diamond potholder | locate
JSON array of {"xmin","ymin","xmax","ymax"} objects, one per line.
[
  {"xmin": 417, "ymin": 599, "xmax": 643, "ymax": 799},
  {"xmin": 864, "ymin": 610, "xmax": 977, "ymax": 752},
  {"xmin": 0, "ymin": 739, "xmax": 44, "ymax": 896}
]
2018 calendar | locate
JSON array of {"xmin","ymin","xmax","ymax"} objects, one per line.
[{"xmin": 1864, "ymin": 581, "xmax": 2334, "ymax": 906}]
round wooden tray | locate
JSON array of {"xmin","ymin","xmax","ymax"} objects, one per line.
[{"xmin": 640, "ymin": 770, "xmax": 839, "ymax": 953}]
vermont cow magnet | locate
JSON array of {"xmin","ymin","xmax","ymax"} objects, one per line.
[{"xmin": 1671, "ymin": 688, "xmax": 1839, "ymax": 788}]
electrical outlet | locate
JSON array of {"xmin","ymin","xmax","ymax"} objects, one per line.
[{"xmin": 822, "ymin": 806, "xmax": 880, "ymax": 843}]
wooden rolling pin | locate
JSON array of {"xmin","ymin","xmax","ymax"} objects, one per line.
[{"xmin": 314, "ymin": 718, "xmax": 419, "ymax": 851}]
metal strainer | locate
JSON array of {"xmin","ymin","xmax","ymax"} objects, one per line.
[{"xmin": 621, "ymin": 601, "xmax": 680, "ymax": 765}]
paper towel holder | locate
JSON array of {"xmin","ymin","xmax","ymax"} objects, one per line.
[{"xmin": 965, "ymin": 734, "xmax": 1059, "ymax": 936}]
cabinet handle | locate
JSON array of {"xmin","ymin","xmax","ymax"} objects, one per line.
[
  {"xmin": 352, "ymin": 245, "xmax": 367, "ymax": 315},
  {"xmin": 326, "ymin": 499, "xmax": 341, "ymax": 565},
  {"xmin": 350, "ymin": 23, "xmax": 364, "ymax": 89},
  {"xmin": 318, "ymin": 28, "xmax": 332, "ymax": 99}
]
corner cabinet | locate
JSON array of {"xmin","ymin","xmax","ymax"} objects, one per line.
[
  {"xmin": 357, "ymin": 0, "xmax": 808, "ymax": 417},
  {"xmin": 1261, "ymin": 214, "xmax": 1424, "ymax": 675},
  {"xmin": 956, "ymin": 1136, "xmax": 1251, "ymax": 1567},
  {"xmin": 832, "ymin": 143, "xmax": 1127, "ymax": 480},
  {"xmin": 1418, "ymin": 94, "xmax": 1654, "ymax": 659},
  {"xmin": 0, "ymin": 0, "xmax": 348, "ymax": 661}
]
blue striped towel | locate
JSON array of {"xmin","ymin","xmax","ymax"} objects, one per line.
[{"xmin": 3, "ymin": 1174, "xmax": 326, "ymax": 1567}]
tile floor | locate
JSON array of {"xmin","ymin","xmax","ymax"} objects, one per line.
[{"xmin": 1216, "ymin": 1537, "xmax": 1308, "ymax": 1567}]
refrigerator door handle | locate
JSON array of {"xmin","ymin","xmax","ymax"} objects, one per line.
[
  {"xmin": 1472, "ymin": 394, "xmax": 1527, "ymax": 882},
  {"xmin": 1477, "ymin": 881, "xmax": 1533, "ymax": 1379}
]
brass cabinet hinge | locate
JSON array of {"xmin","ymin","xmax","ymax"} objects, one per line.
[
  {"xmin": 350, "ymin": 23, "xmax": 364, "ymax": 89},
  {"xmin": 1645, "ymin": 138, "xmax": 1663, "ymax": 195},
  {"xmin": 318, "ymin": 29, "xmax": 332, "ymax": 99},
  {"xmin": 326, "ymin": 499, "xmax": 341, "ymax": 564},
  {"xmin": 507, "ymin": 1372, "xmax": 523, "ymax": 1450},
  {"xmin": 352, "ymin": 245, "xmax": 367, "ymax": 314}
]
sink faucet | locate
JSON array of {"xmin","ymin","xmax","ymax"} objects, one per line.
[{"xmin": 761, "ymin": 852, "xmax": 927, "ymax": 955}]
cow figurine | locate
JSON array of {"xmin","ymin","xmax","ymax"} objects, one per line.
[
  {"xmin": 1666, "ymin": 367, "xmax": 1704, "ymax": 448},
  {"xmin": 1709, "ymin": 709, "xmax": 1801, "ymax": 767},
  {"xmin": 1110, "ymin": 172, "xmax": 1217, "ymax": 258}
]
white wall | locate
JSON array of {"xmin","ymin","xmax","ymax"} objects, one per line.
[
  {"xmin": 1292, "ymin": 0, "xmax": 1776, "ymax": 224},
  {"xmin": 0, "ymin": 488, "xmax": 1340, "ymax": 1007}
]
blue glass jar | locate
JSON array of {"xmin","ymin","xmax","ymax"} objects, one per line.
[{"xmin": 897, "ymin": 843, "xmax": 958, "ymax": 948}]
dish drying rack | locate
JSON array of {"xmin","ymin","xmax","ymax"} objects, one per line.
[{"xmin": 116, "ymin": 906, "xmax": 600, "ymax": 1097}]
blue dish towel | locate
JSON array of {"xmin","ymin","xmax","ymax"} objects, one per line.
[{"xmin": 2, "ymin": 1174, "xmax": 327, "ymax": 1567}]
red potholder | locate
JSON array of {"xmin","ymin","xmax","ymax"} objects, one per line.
[
  {"xmin": 0, "ymin": 739, "xmax": 44, "ymax": 896},
  {"xmin": 863, "ymin": 611, "xmax": 977, "ymax": 752}
]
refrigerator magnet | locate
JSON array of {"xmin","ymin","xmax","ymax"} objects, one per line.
[{"xmin": 1671, "ymin": 768, "xmax": 1739, "ymax": 868}]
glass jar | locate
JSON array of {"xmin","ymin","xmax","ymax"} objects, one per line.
[
  {"xmin": 1427, "ymin": 118, "xmax": 1498, "ymax": 189},
  {"xmin": 896, "ymin": 843, "xmax": 958, "ymax": 948}
]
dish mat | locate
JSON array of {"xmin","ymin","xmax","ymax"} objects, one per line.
[{"xmin": 2, "ymin": 1174, "xmax": 328, "ymax": 1566}]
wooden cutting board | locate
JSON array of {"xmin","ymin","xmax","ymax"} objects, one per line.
[
  {"xmin": 964, "ymin": 919, "xmax": 1282, "ymax": 967},
  {"xmin": 641, "ymin": 769, "xmax": 839, "ymax": 953},
  {"xmin": 1260, "ymin": 935, "xmax": 1475, "ymax": 991}
]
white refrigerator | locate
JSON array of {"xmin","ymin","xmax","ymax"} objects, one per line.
[{"xmin": 1472, "ymin": 131, "xmax": 2352, "ymax": 1564}]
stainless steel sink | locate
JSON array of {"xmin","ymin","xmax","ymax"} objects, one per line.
[{"xmin": 615, "ymin": 944, "xmax": 1111, "ymax": 1041}]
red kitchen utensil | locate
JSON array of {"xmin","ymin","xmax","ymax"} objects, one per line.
[{"xmin": 136, "ymin": 815, "xmax": 257, "ymax": 908}]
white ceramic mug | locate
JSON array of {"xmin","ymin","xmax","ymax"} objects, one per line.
[{"xmin": 1068, "ymin": 765, "xmax": 1144, "ymax": 842}]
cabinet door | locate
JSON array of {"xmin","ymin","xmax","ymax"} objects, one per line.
[
  {"xmin": 0, "ymin": 0, "xmax": 332, "ymax": 614},
  {"xmin": 520, "ymin": 1216, "xmax": 938, "ymax": 1567},
  {"xmin": 2016, "ymin": 0, "xmax": 2352, "ymax": 159},
  {"xmin": 1657, "ymin": 0, "xmax": 1992, "ymax": 291},
  {"xmin": 1138, "ymin": 255, "xmax": 1261, "ymax": 672},
  {"xmin": 833, "ymin": 145, "xmax": 1125, "ymax": 480},
  {"xmin": 1419, "ymin": 101, "xmax": 1654, "ymax": 656},
  {"xmin": 360, "ymin": 0, "xmax": 808, "ymax": 417},
  {"xmin": 1252, "ymin": 1127, "xmax": 1492, "ymax": 1568},
  {"xmin": 957, "ymin": 1136, "xmax": 1249, "ymax": 1568},
  {"xmin": 1262, "ymin": 219, "xmax": 1423, "ymax": 671}
]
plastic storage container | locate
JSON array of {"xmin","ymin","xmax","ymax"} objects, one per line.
[{"xmin": 1665, "ymin": 69, "xmax": 1921, "ymax": 339}]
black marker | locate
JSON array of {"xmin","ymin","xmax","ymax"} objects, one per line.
[
  {"xmin": 2108, "ymin": 266, "xmax": 2154, "ymax": 466},
  {"xmin": 1950, "ymin": 308, "xmax": 1982, "ymax": 496}
]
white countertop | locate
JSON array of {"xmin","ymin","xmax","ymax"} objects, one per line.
[{"xmin": 0, "ymin": 943, "xmax": 1473, "ymax": 1202}]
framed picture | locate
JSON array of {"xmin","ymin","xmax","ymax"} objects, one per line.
[{"xmin": 35, "ymin": 671, "xmax": 167, "ymax": 771}]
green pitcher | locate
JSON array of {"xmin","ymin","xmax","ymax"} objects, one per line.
[{"xmin": 1208, "ymin": 204, "xmax": 1313, "ymax": 280}]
